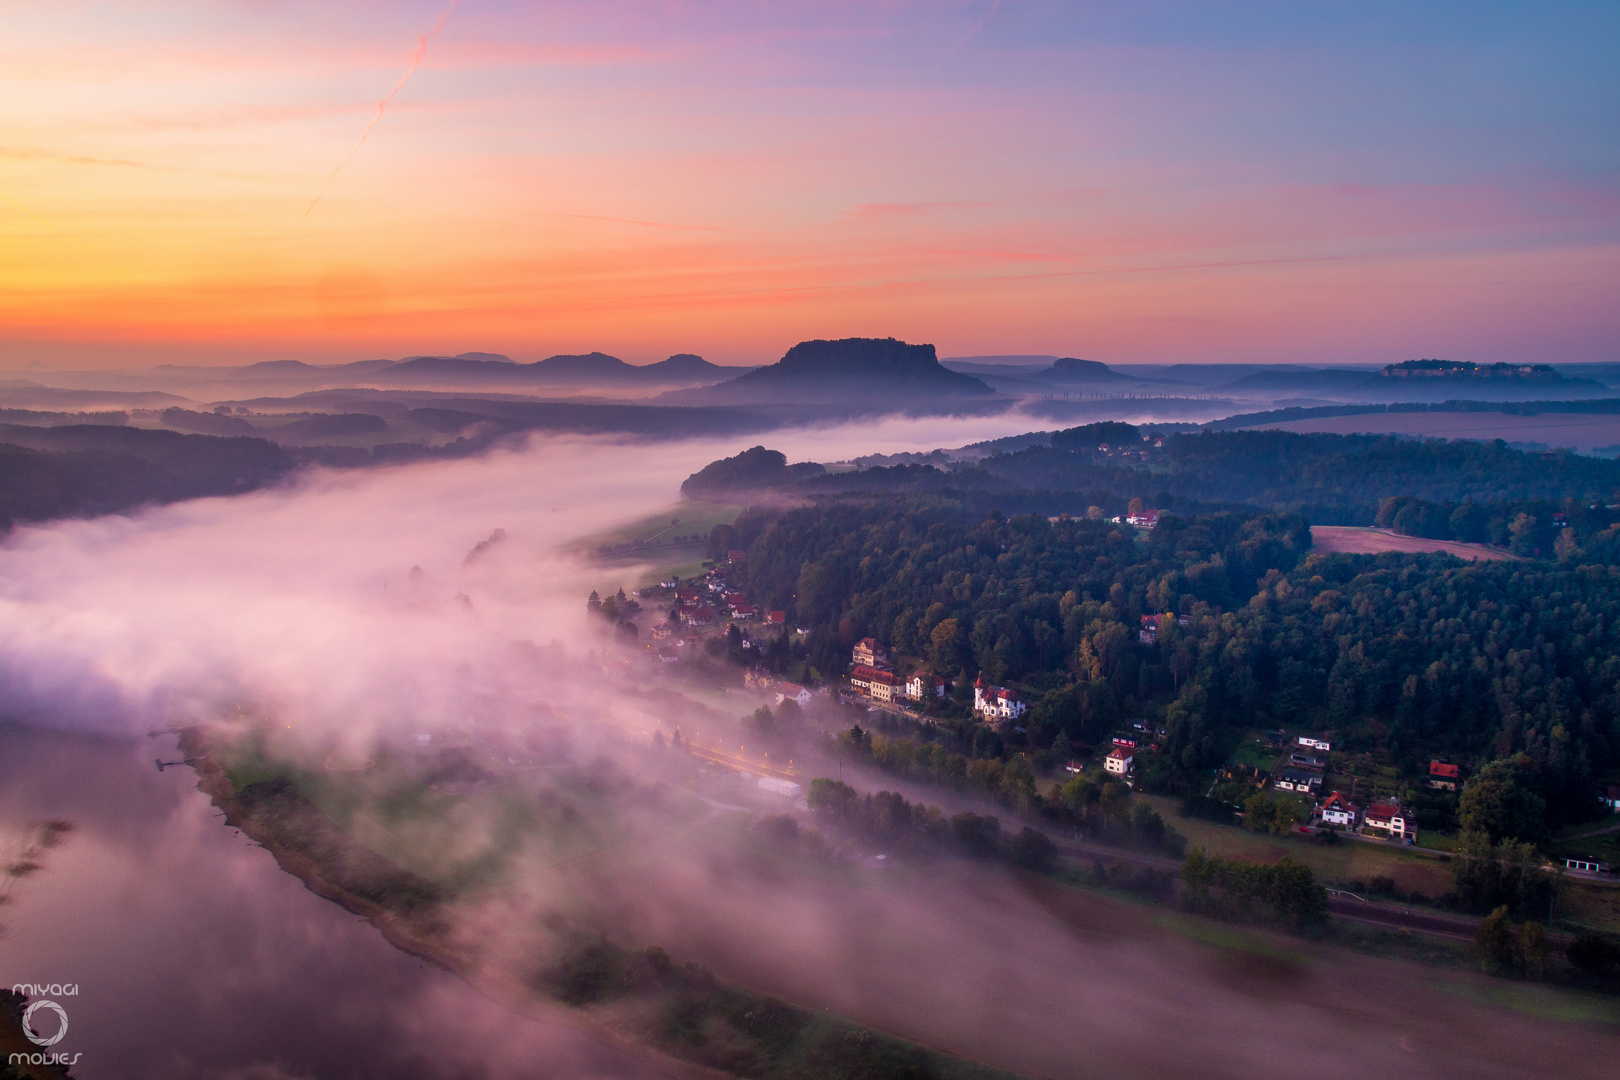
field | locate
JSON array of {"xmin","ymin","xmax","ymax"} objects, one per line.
[
  {"xmin": 1311, "ymin": 525, "xmax": 1517, "ymax": 561},
  {"xmin": 1145, "ymin": 795, "xmax": 1457, "ymax": 896},
  {"xmin": 575, "ymin": 500, "xmax": 746, "ymax": 590},
  {"xmin": 1255, "ymin": 409, "xmax": 1620, "ymax": 452}
]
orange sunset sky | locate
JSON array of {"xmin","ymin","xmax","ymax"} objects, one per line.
[{"xmin": 3, "ymin": 1, "xmax": 1617, "ymax": 368}]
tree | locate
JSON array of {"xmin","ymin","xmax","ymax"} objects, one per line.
[
  {"xmin": 1517, "ymin": 921, "xmax": 1549, "ymax": 978},
  {"xmin": 951, "ymin": 812, "xmax": 1002, "ymax": 857},
  {"xmin": 1099, "ymin": 780, "xmax": 1131, "ymax": 821},
  {"xmin": 929, "ymin": 618, "xmax": 967, "ymax": 673},
  {"xmin": 586, "ymin": 590, "xmax": 602, "ymax": 614},
  {"xmin": 1242, "ymin": 793, "xmax": 1276, "ymax": 833},
  {"xmin": 1009, "ymin": 826, "xmax": 1056, "ymax": 871},
  {"xmin": 838, "ymin": 724, "xmax": 871, "ymax": 759},
  {"xmin": 1568, "ymin": 934, "xmax": 1620, "ymax": 979},
  {"xmin": 1129, "ymin": 801, "xmax": 1166, "ymax": 847},
  {"xmin": 1475, "ymin": 906, "xmax": 1516, "ymax": 973},
  {"xmin": 1459, "ymin": 756, "xmax": 1548, "ymax": 843},
  {"xmin": 807, "ymin": 778, "xmax": 859, "ymax": 823}
]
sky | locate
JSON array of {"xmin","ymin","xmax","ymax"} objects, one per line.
[{"xmin": 1, "ymin": 1, "xmax": 1617, "ymax": 369}]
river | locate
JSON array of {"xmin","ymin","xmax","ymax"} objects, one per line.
[{"xmin": 0, "ymin": 723, "xmax": 668, "ymax": 1080}]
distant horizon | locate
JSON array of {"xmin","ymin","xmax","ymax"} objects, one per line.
[
  {"xmin": 5, "ymin": 4, "xmax": 1616, "ymax": 370},
  {"xmin": 1, "ymin": 345, "xmax": 1597, "ymax": 376}
]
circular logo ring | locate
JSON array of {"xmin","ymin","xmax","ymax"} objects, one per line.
[{"xmin": 21, "ymin": 1000, "xmax": 68, "ymax": 1047}]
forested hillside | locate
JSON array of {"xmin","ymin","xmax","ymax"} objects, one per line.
[
  {"xmin": 775, "ymin": 425, "xmax": 1620, "ymax": 526},
  {"xmin": 722, "ymin": 496, "xmax": 1620, "ymax": 834},
  {"xmin": 0, "ymin": 425, "xmax": 294, "ymax": 529}
]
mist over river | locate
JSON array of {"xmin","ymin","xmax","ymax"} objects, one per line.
[
  {"xmin": 4, "ymin": 425, "xmax": 1620, "ymax": 1079},
  {"xmin": 0, "ymin": 725, "xmax": 672, "ymax": 1079}
]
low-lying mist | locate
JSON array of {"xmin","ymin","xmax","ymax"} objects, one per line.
[
  {"xmin": 5, "ymin": 413, "xmax": 1607, "ymax": 1080},
  {"xmin": 0, "ymin": 407, "xmax": 1070, "ymax": 741}
]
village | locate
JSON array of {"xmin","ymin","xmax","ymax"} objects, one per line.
[{"xmin": 600, "ymin": 560, "xmax": 1620, "ymax": 890}]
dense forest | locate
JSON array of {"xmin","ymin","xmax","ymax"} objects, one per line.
[
  {"xmin": 0, "ymin": 425, "xmax": 294, "ymax": 529},
  {"xmin": 701, "ymin": 428, "xmax": 1620, "ymax": 841},
  {"xmin": 732, "ymin": 424, "xmax": 1620, "ymax": 526}
]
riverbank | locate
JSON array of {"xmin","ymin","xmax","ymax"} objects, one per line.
[{"xmin": 179, "ymin": 725, "xmax": 1027, "ymax": 1080}]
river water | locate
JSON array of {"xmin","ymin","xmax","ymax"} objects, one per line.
[{"xmin": 0, "ymin": 723, "xmax": 667, "ymax": 1080}]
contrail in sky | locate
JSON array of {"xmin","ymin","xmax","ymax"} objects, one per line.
[{"xmin": 303, "ymin": 0, "xmax": 463, "ymax": 219}]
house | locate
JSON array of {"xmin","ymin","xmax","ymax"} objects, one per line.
[
  {"xmin": 684, "ymin": 605, "xmax": 716, "ymax": 627},
  {"xmin": 1297, "ymin": 736, "xmax": 1332, "ymax": 752},
  {"xmin": 775, "ymin": 684, "xmax": 812, "ymax": 707},
  {"xmin": 767, "ymin": 610, "xmax": 786, "ymax": 625},
  {"xmin": 727, "ymin": 549, "xmax": 747, "ymax": 563},
  {"xmin": 1126, "ymin": 509, "xmax": 1160, "ymax": 528},
  {"xmin": 1064, "ymin": 760, "xmax": 1086, "ymax": 775},
  {"xmin": 850, "ymin": 665, "xmax": 900, "ymax": 703},
  {"xmin": 1429, "ymin": 761, "xmax": 1461, "ymax": 791},
  {"xmin": 650, "ymin": 622, "xmax": 672, "ymax": 641},
  {"xmin": 1601, "ymin": 785, "xmax": 1620, "ymax": 812},
  {"xmin": 1288, "ymin": 753, "xmax": 1326, "ymax": 773},
  {"xmin": 1138, "ymin": 613, "xmax": 1190, "ymax": 643},
  {"xmin": 731, "ymin": 604, "xmax": 758, "ymax": 620},
  {"xmin": 1104, "ymin": 746, "xmax": 1134, "ymax": 776},
  {"xmin": 1319, "ymin": 791, "xmax": 1360, "ymax": 828},
  {"xmin": 1112, "ymin": 736, "xmax": 1137, "ymax": 749},
  {"xmin": 1273, "ymin": 768, "xmax": 1322, "ymax": 795},
  {"xmin": 972, "ymin": 678, "xmax": 1027, "ymax": 723},
  {"xmin": 904, "ymin": 672, "xmax": 947, "ymax": 701},
  {"xmin": 1363, "ymin": 802, "xmax": 1415, "ymax": 838},
  {"xmin": 1218, "ymin": 763, "xmax": 1269, "ymax": 789},
  {"xmin": 852, "ymin": 637, "xmax": 892, "ymax": 670},
  {"xmin": 743, "ymin": 667, "xmax": 773, "ymax": 691},
  {"xmin": 1565, "ymin": 857, "xmax": 1611, "ymax": 874}
]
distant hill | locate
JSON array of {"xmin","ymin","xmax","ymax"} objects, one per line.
[
  {"xmin": 0, "ymin": 424, "xmax": 293, "ymax": 529},
  {"xmin": 371, "ymin": 351, "xmax": 743, "ymax": 389},
  {"xmin": 1039, "ymin": 357, "xmax": 1137, "ymax": 384},
  {"xmin": 667, "ymin": 338, "xmax": 993, "ymax": 405},
  {"xmin": 681, "ymin": 445, "xmax": 827, "ymax": 496}
]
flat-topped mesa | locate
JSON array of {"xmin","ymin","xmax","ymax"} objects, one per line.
[
  {"xmin": 1041, "ymin": 357, "xmax": 1134, "ymax": 383},
  {"xmin": 671, "ymin": 337, "xmax": 994, "ymax": 405}
]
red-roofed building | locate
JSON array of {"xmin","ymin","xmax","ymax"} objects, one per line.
[
  {"xmin": 972, "ymin": 677, "xmax": 1027, "ymax": 724},
  {"xmin": 1363, "ymin": 802, "xmax": 1415, "ymax": 839},
  {"xmin": 1429, "ymin": 761, "xmax": 1461, "ymax": 791},
  {"xmin": 766, "ymin": 610, "xmax": 786, "ymax": 625},
  {"xmin": 850, "ymin": 665, "xmax": 900, "ymax": 703},
  {"xmin": 852, "ymin": 637, "xmax": 892, "ymax": 671},
  {"xmin": 1319, "ymin": 791, "xmax": 1360, "ymax": 828},
  {"xmin": 905, "ymin": 672, "xmax": 947, "ymax": 701},
  {"xmin": 1105, "ymin": 746, "xmax": 1134, "ymax": 777}
]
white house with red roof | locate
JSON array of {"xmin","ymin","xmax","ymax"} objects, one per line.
[
  {"xmin": 905, "ymin": 672, "xmax": 947, "ymax": 701},
  {"xmin": 973, "ymin": 678, "xmax": 1027, "ymax": 723},
  {"xmin": 1363, "ymin": 802, "xmax": 1415, "ymax": 838},
  {"xmin": 1104, "ymin": 746, "xmax": 1134, "ymax": 777},
  {"xmin": 1319, "ymin": 791, "xmax": 1360, "ymax": 828}
]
